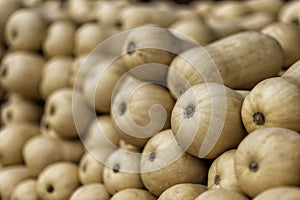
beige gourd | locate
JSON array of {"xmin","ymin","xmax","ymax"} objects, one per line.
[
  {"xmin": 103, "ymin": 148, "xmax": 143, "ymax": 195},
  {"xmin": 253, "ymin": 186, "xmax": 300, "ymax": 200},
  {"xmin": 262, "ymin": 22, "xmax": 300, "ymax": 67},
  {"xmin": 43, "ymin": 88, "xmax": 93, "ymax": 139},
  {"xmin": 235, "ymin": 127, "xmax": 300, "ymax": 198},
  {"xmin": 241, "ymin": 77, "xmax": 300, "ymax": 133},
  {"xmin": 211, "ymin": 1, "xmax": 251, "ymax": 20},
  {"xmin": 282, "ymin": 59, "xmax": 300, "ymax": 82},
  {"xmin": 36, "ymin": 162, "xmax": 80, "ymax": 200},
  {"xmin": 122, "ymin": 27, "xmax": 195, "ymax": 83},
  {"xmin": 34, "ymin": 0, "xmax": 68, "ymax": 23},
  {"xmin": 42, "ymin": 20, "xmax": 76, "ymax": 57},
  {"xmin": 170, "ymin": 19, "xmax": 216, "ymax": 45},
  {"xmin": 158, "ymin": 183, "xmax": 207, "ymax": 200},
  {"xmin": 279, "ymin": 1, "xmax": 300, "ymax": 25},
  {"xmin": 236, "ymin": 12, "xmax": 275, "ymax": 31},
  {"xmin": 0, "ymin": 0, "xmax": 21, "ymax": 45},
  {"xmin": 116, "ymin": 5, "xmax": 177, "ymax": 30},
  {"xmin": 0, "ymin": 123, "xmax": 40, "ymax": 166},
  {"xmin": 11, "ymin": 179, "xmax": 39, "ymax": 200},
  {"xmin": 111, "ymin": 188, "xmax": 156, "ymax": 200},
  {"xmin": 140, "ymin": 129, "xmax": 207, "ymax": 196},
  {"xmin": 82, "ymin": 59, "xmax": 126, "ymax": 113},
  {"xmin": 70, "ymin": 184, "xmax": 111, "ymax": 200},
  {"xmin": 67, "ymin": 0, "xmax": 96, "ymax": 24},
  {"xmin": 23, "ymin": 135, "xmax": 84, "ymax": 176},
  {"xmin": 205, "ymin": 18, "xmax": 244, "ymax": 39},
  {"xmin": 0, "ymin": 51, "xmax": 44, "ymax": 99},
  {"xmin": 195, "ymin": 189, "xmax": 249, "ymax": 200},
  {"xmin": 167, "ymin": 31, "xmax": 283, "ymax": 98},
  {"xmin": 1, "ymin": 94, "xmax": 42, "ymax": 124},
  {"xmin": 0, "ymin": 165, "xmax": 32, "ymax": 200},
  {"xmin": 4, "ymin": 9, "xmax": 47, "ymax": 51},
  {"xmin": 245, "ymin": 0, "xmax": 283, "ymax": 16},
  {"xmin": 171, "ymin": 83, "xmax": 246, "ymax": 159},
  {"xmin": 78, "ymin": 152, "xmax": 105, "ymax": 185},
  {"xmin": 74, "ymin": 23, "xmax": 116, "ymax": 56},
  {"xmin": 83, "ymin": 116, "xmax": 120, "ymax": 161},
  {"xmin": 111, "ymin": 77, "xmax": 175, "ymax": 147},
  {"xmin": 40, "ymin": 56, "xmax": 72, "ymax": 99},
  {"xmin": 207, "ymin": 149, "xmax": 243, "ymax": 193}
]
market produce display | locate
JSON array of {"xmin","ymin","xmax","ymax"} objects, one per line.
[{"xmin": 0, "ymin": 0, "xmax": 299, "ymax": 199}]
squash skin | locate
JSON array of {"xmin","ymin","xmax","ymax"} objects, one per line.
[
  {"xmin": 167, "ymin": 31, "xmax": 284, "ymax": 99},
  {"xmin": 171, "ymin": 83, "xmax": 246, "ymax": 159},
  {"xmin": 241, "ymin": 77, "xmax": 300, "ymax": 133}
]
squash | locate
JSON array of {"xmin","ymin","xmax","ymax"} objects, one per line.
[
  {"xmin": 0, "ymin": 51, "xmax": 44, "ymax": 99},
  {"xmin": 78, "ymin": 152, "xmax": 105, "ymax": 185},
  {"xmin": 171, "ymin": 83, "xmax": 246, "ymax": 159},
  {"xmin": 158, "ymin": 183, "xmax": 207, "ymax": 200},
  {"xmin": 42, "ymin": 20, "xmax": 76, "ymax": 57},
  {"xmin": 103, "ymin": 148, "xmax": 143, "ymax": 195},
  {"xmin": 195, "ymin": 189, "xmax": 249, "ymax": 200},
  {"xmin": 1, "ymin": 94, "xmax": 42, "ymax": 124},
  {"xmin": 66, "ymin": 0, "xmax": 96, "ymax": 24},
  {"xmin": 4, "ymin": 9, "xmax": 47, "ymax": 51},
  {"xmin": 11, "ymin": 179, "xmax": 39, "ymax": 200},
  {"xmin": 245, "ymin": 0, "xmax": 283, "ymax": 16},
  {"xmin": 82, "ymin": 58, "xmax": 126, "ymax": 113},
  {"xmin": 170, "ymin": 19, "xmax": 216, "ymax": 45},
  {"xmin": 36, "ymin": 162, "xmax": 80, "ymax": 200},
  {"xmin": 236, "ymin": 12, "xmax": 275, "ymax": 31},
  {"xmin": 23, "ymin": 135, "xmax": 84, "ymax": 176},
  {"xmin": 140, "ymin": 129, "xmax": 207, "ymax": 196},
  {"xmin": 207, "ymin": 149, "xmax": 243, "ymax": 193},
  {"xmin": 167, "ymin": 31, "xmax": 283, "ymax": 98},
  {"xmin": 0, "ymin": 123, "xmax": 40, "ymax": 166},
  {"xmin": 121, "ymin": 27, "xmax": 195, "ymax": 83},
  {"xmin": 253, "ymin": 186, "xmax": 300, "ymax": 200},
  {"xmin": 282, "ymin": 59, "xmax": 300, "ymax": 82},
  {"xmin": 210, "ymin": 1, "xmax": 251, "ymax": 20},
  {"xmin": 111, "ymin": 76, "xmax": 175, "ymax": 147},
  {"xmin": 241, "ymin": 77, "xmax": 300, "ymax": 133},
  {"xmin": 43, "ymin": 88, "xmax": 93, "ymax": 139},
  {"xmin": 111, "ymin": 188, "xmax": 156, "ymax": 200},
  {"xmin": 70, "ymin": 184, "xmax": 110, "ymax": 200},
  {"xmin": 0, "ymin": 165, "xmax": 32, "ymax": 200},
  {"xmin": 40, "ymin": 56, "xmax": 72, "ymax": 99},
  {"xmin": 262, "ymin": 22, "xmax": 300, "ymax": 67},
  {"xmin": 279, "ymin": 1, "xmax": 300, "ymax": 25},
  {"xmin": 235, "ymin": 127, "xmax": 300, "ymax": 198},
  {"xmin": 205, "ymin": 18, "xmax": 244, "ymax": 39},
  {"xmin": 83, "ymin": 116, "xmax": 120, "ymax": 162}
]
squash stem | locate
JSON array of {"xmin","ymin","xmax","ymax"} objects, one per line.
[{"xmin": 253, "ymin": 112, "xmax": 265, "ymax": 125}]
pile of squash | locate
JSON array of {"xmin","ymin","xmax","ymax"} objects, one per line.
[{"xmin": 0, "ymin": 0, "xmax": 299, "ymax": 199}]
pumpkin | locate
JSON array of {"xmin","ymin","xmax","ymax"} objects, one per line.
[
  {"xmin": 111, "ymin": 188, "xmax": 156, "ymax": 200},
  {"xmin": 171, "ymin": 83, "xmax": 246, "ymax": 159},
  {"xmin": 241, "ymin": 77, "xmax": 300, "ymax": 133},
  {"xmin": 253, "ymin": 186, "xmax": 300, "ymax": 200},
  {"xmin": 195, "ymin": 189, "xmax": 249, "ymax": 200},
  {"xmin": 235, "ymin": 127, "xmax": 300, "ymax": 197}
]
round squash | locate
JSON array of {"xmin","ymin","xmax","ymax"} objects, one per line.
[
  {"xmin": 158, "ymin": 183, "xmax": 207, "ymax": 200},
  {"xmin": 253, "ymin": 186, "xmax": 300, "ymax": 200},
  {"xmin": 195, "ymin": 189, "xmax": 249, "ymax": 200},
  {"xmin": 11, "ymin": 179, "xmax": 39, "ymax": 200},
  {"xmin": 111, "ymin": 76, "xmax": 174, "ymax": 147},
  {"xmin": 235, "ymin": 127, "xmax": 300, "ymax": 198},
  {"xmin": 207, "ymin": 149, "xmax": 243, "ymax": 193},
  {"xmin": 241, "ymin": 77, "xmax": 300, "ymax": 133},
  {"xmin": 140, "ymin": 129, "xmax": 207, "ymax": 196},
  {"xmin": 171, "ymin": 83, "xmax": 246, "ymax": 159},
  {"xmin": 278, "ymin": 1, "xmax": 300, "ymax": 25},
  {"xmin": 70, "ymin": 184, "xmax": 110, "ymax": 200},
  {"xmin": 111, "ymin": 188, "xmax": 156, "ymax": 200}
]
